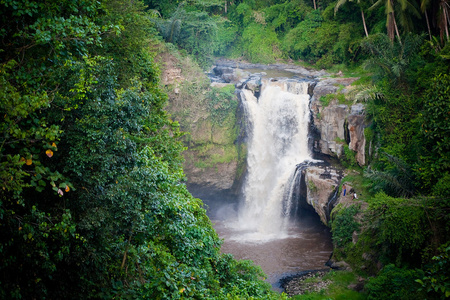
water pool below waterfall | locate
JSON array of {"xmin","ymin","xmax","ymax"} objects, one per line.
[{"xmin": 210, "ymin": 207, "xmax": 332, "ymax": 291}]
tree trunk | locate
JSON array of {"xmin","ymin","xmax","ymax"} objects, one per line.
[
  {"xmin": 444, "ymin": 2, "xmax": 449, "ymax": 41},
  {"xmin": 361, "ymin": 8, "xmax": 369, "ymax": 37},
  {"xmin": 313, "ymin": 0, "xmax": 317, "ymax": 10},
  {"xmin": 388, "ymin": 12, "xmax": 395, "ymax": 41},
  {"xmin": 393, "ymin": 12, "xmax": 402, "ymax": 44},
  {"xmin": 425, "ymin": 10, "xmax": 432, "ymax": 40},
  {"xmin": 439, "ymin": 0, "xmax": 449, "ymax": 42}
]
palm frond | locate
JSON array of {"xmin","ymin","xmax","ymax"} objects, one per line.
[
  {"xmin": 349, "ymin": 84, "xmax": 385, "ymax": 103},
  {"xmin": 365, "ymin": 152, "xmax": 416, "ymax": 198}
]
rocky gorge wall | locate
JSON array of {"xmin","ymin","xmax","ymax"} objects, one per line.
[{"xmin": 162, "ymin": 57, "xmax": 368, "ymax": 224}]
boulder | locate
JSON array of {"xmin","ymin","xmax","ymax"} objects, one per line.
[
  {"xmin": 310, "ymin": 78, "xmax": 367, "ymax": 165},
  {"xmin": 317, "ymin": 102, "xmax": 349, "ymax": 157},
  {"xmin": 212, "ymin": 66, "xmax": 251, "ymax": 83},
  {"xmin": 304, "ymin": 166, "xmax": 341, "ymax": 225}
]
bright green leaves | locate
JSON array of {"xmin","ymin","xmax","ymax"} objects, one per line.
[
  {"xmin": 331, "ymin": 204, "xmax": 361, "ymax": 247},
  {"xmin": 153, "ymin": 3, "xmax": 223, "ymax": 67},
  {"xmin": 365, "ymin": 264, "xmax": 426, "ymax": 300},
  {"xmin": 0, "ymin": 60, "xmax": 64, "ymax": 199},
  {"xmin": 416, "ymin": 243, "xmax": 450, "ymax": 299},
  {"xmin": 239, "ymin": 22, "xmax": 283, "ymax": 64},
  {"xmin": 0, "ymin": 61, "xmax": 49, "ymax": 119},
  {"xmin": 367, "ymin": 193, "xmax": 428, "ymax": 261},
  {"xmin": 1, "ymin": 1, "xmax": 280, "ymax": 299},
  {"xmin": 282, "ymin": 10, "xmax": 361, "ymax": 68}
]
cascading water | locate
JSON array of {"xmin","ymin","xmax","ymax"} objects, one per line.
[
  {"xmin": 209, "ymin": 73, "xmax": 332, "ymax": 287},
  {"xmin": 237, "ymin": 78, "xmax": 313, "ymax": 241}
]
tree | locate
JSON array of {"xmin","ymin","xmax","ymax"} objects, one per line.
[
  {"xmin": 369, "ymin": 0, "xmax": 420, "ymax": 42},
  {"xmin": 335, "ymin": 0, "xmax": 370, "ymax": 37},
  {"xmin": 420, "ymin": 0, "xmax": 433, "ymax": 40},
  {"xmin": 153, "ymin": 3, "xmax": 223, "ymax": 67},
  {"xmin": 438, "ymin": 0, "xmax": 450, "ymax": 42},
  {"xmin": 0, "ymin": 0, "xmax": 109, "ymax": 297}
]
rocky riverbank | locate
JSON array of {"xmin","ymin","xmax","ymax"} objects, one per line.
[{"xmin": 280, "ymin": 270, "xmax": 331, "ymax": 297}]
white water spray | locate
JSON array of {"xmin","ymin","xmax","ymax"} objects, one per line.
[{"xmin": 237, "ymin": 79, "xmax": 312, "ymax": 241}]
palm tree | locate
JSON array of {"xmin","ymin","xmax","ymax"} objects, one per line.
[
  {"xmin": 370, "ymin": 0, "xmax": 400, "ymax": 41},
  {"xmin": 420, "ymin": 0, "xmax": 432, "ymax": 40},
  {"xmin": 335, "ymin": 0, "xmax": 370, "ymax": 37},
  {"xmin": 369, "ymin": 0, "xmax": 420, "ymax": 43},
  {"xmin": 438, "ymin": 0, "xmax": 449, "ymax": 42}
]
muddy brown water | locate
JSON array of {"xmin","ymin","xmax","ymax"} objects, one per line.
[{"xmin": 209, "ymin": 206, "xmax": 333, "ymax": 291}]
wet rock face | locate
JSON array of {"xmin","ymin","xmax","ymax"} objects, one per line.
[
  {"xmin": 304, "ymin": 166, "xmax": 341, "ymax": 225},
  {"xmin": 315, "ymin": 102, "xmax": 349, "ymax": 157},
  {"xmin": 347, "ymin": 114, "xmax": 366, "ymax": 165},
  {"xmin": 184, "ymin": 151, "xmax": 238, "ymax": 194}
]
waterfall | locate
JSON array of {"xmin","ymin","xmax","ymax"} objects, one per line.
[
  {"xmin": 237, "ymin": 78, "xmax": 312, "ymax": 241},
  {"xmin": 283, "ymin": 161, "xmax": 311, "ymax": 223}
]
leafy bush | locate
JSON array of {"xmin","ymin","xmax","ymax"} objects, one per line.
[
  {"xmin": 417, "ymin": 74, "xmax": 450, "ymax": 189},
  {"xmin": 432, "ymin": 172, "xmax": 450, "ymax": 199},
  {"xmin": 0, "ymin": 1, "xmax": 283, "ymax": 299},
  {"xmin": 331, "ymin": 205, "xmax": 360, "ymax": 247},
  {"xmin": 263, "ymin": 0, "xmax": 312, "ymax": 33},
  {"xmin": 215, "ymin": 20, "xmax": 239, "ymax": 57},
  {"xmin": 417, "ymin": 243, "xmax": 450, "ymax": 299},
  {"xmin": 282, "ymin": 10, "xmax": 323, "ymax": 61},
  {"xmin": 364, "ymin": 153, "xmax": 417, "ymax": 197},
  {"xmin": 366, "ymin": 193, "xmax": 428, "ymax": 264},
  {"xmin": 282, "ymin": 10, "xmax": 360, "ymax": 67},
  {"xmin": 365, "ymin": 264, "xmax": 425, "ymax": 300},
  {"xmin": 154, "ymin": 5, "xmax": 223, "ymax": 68},
  {"xmin": 235, "ymin": 22, "xmax": 283, "ymax": 63},
  {"xmin": 343, "ymin": 145, "xmax": 358, "ymax": 167}
]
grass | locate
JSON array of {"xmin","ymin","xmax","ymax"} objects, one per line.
[
  {"xmin": 341, "ymin": 169, "xmax": 373, "ymax": 202},
  {"xmin": 290, "ymin": 271, "xmax": 367, "ymax": 300},
  {"xmin": 193, "ymin": 144, "xmax": 238, "ymax": 169}
]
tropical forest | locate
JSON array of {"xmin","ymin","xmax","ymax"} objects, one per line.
[{"xmin": 0, "ymin": 0, "xmax": 449, "ymax": 299}]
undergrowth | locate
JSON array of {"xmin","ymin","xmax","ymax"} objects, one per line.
[{"xmin": 291, "ymin": 271, "xmax": 367, "ymax": 300}]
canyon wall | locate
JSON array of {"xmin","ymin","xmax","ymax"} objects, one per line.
[{"xmin": 163, "ymin": 58, "xmax": 368, "ymax": 223}]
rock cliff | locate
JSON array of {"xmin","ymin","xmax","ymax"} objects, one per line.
[
  {"xmin": 162, "ymin": 57, "xmax": 368, "ymax": 222},
  {"xmin": 310, "ymin": 77, "xmax": 366, "ymax": 166}
]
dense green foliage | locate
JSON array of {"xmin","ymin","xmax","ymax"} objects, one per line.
[
  {"xmin": 1, "ymin": 0, "xmax": 449, "ymax": 298},
  {"xmin": 417, "ymin": 243, "xmax": 450, "ymax": 298},
  {"xmin": 0, "ymin": 0, "xmax": 283, "ymax": 298},
  {"xmin": 365, "ymin": 264, "xmax": 425, "ymax": 300},
  {"xmin": 145, "ymin": 0, "xmax": 448, "ymax": 68},
  {"xmin": 331, "ymin": 204, "xmax": 360, "ymax": 247}
]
